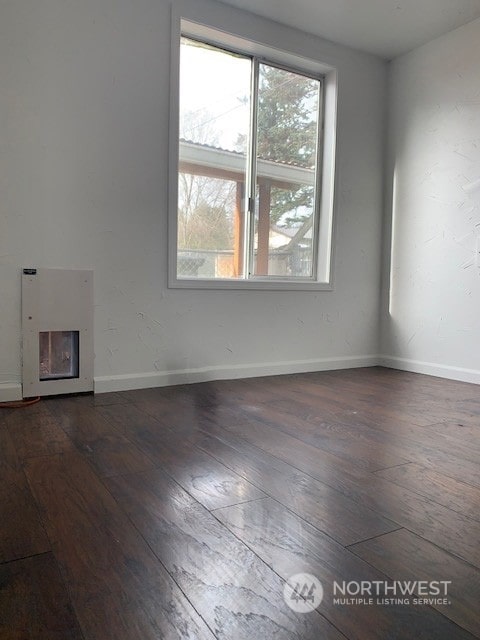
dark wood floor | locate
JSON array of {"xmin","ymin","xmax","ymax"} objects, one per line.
[{"xmin": 1, "ymin": 367, "xmax": 480, "ymax": 639}]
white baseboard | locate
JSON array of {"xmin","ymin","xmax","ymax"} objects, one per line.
[
  {"xmin": 379, "ymin": 355, "xmax": 480, "ymax": 385},
  {"xmin": 0, "ymin": 383, "xmax": 23, "ymax": 403},
  {"xmin": 94, "ymin": 355, "xmax": 379, "ymax": 394},
  {"xmin": 6, "ymin": 354, "xmax": 478, "ymax": 398},
  {"xmin": 6, "ymin": 355, "xmax": 477, "ymax": 397}
]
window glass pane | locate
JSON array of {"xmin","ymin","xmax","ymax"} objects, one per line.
[
  {"xmin": 178, "ymin": 38, "xmax": 251, "ymax": 279},
  {"xmin": 39, "ymin": 331, "xmax": 79, "ymax": 380},
  {"xmin": 253, "ymin": 64, "xmax": 320, "ymax": 277}
]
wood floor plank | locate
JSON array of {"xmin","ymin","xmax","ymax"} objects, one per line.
[
  {"xmin": 290, "ymin": 369, "xmax": 480, "ymax": 427},
  {"xmin": 376, "ymin": 444, "xmax": 480, "ymax": 489},
  {"xmin": 252, "ymin": 395, "xmax": 480, "ymax": 486},
  {"xmin": 98, "ymin": 402, "xmax": 172, "ymax": 439},
  {"xmin": 197, "ymin": 407, "xmax": 407, "ymax": 508},
  {"xmin": 126, "ymin": 388, "xmax": 260, "ymax": 432},
  {"xmin": 0, "ymin": 426, "xmax": 51, "ymax": 562},
  {"xmin": 376, "ymin": 463, "xmax": 480, "ymax": 521},
  {"xmin": 105, "ymin": 467, "xmax": 346, "ymax": 640},
  {"xmin": 0, "ymin": 399, "xmax": 52, "ymax": 419},
  {"xmin": 212, "ymin": 404, "xmax": 410, "ymax": 472},
  {"xmin": 122, "ymin": 382, "xmax": 222, "ymax": 414},
  {"xmin": 347, "ymin": 412, "xmax": 480, "ymax": 467},
  {"xmin": 350, "ymin": 421, "xmax": 480, "ymax": 488},
  {"xmin": 208, "ymin": 407, "xmax": 409, "ymax": 471},
  {"xmin": 198, "ymin": 414, "xmax": 480, "ymax": 556},
  {"xmin": 208, "ymin": 377, "xmax": 291, "ymax": 406},
  {"xmin": 355, "ymin": 390, "xmax": 480, "ymax": 428},
  {"xmin": 107, "ymin": 382, "xmax": 480, "ymax": 563},
  {"xmin": 100, "ymin": 404, "xmax": 267, "ymax": 510},
  {"xmin": 284, "ymin": 372, "xmax": 442, "ymax": 425},
  {"xmin": 196, "ymin": 429, "xmax": 480, "ymax": 568},
  {"xmin": 209, "ymin": 408, "xmax": 369, "ymax": 485},
  {"xmin": 266, "ymin": 374, "xmax": 439, "ymax": 427},
  {"xmin": 194, "ymin": 431, "xmax": 399, "ymax": 546},
  {"xmin": 69, "ymin": 391, "xmax": 130, "ymax": 407},
  {"xmin": 43, "ymin": 392, "xmax": 130, "ymax": 415},
  {"xmin": 425, "ymin": 419, "xmax": 480, "ymax": 451},
  {"xmin": 351, "ymin": 528, "xmax": 480, "ymax": 638},
  {"xmin": 422, "ymin": 420, "xmax": 480, "ymax": 444},
  {"xmin": 0, "ymin": 481, "xmax": 51, "ymax": 564},
  {"xmin": 0, "ymin": 553, "xmax": 84, "ymax": 639},
  {"xmin": 150, "ymin": 430, "xmax": 267, "ymax": 510},
  {"xmin": 132, "ymin": 398, "xmax": 220, "ymax": 435},
  {"xmin": 326, "ymin": 367, "xmax": 478, "ymax": 400},
  {"xmin": 4, "ymin": 367, "xmax": 480, "ymax": 639},
  {"xmin": 155, "ymin": 440, "xmax": 267, "ymax": 511},
  {"xmin": 5, "ymin": 412, "xmax": 73, "ymax": 460},
  {"xmin": 24, "ymin": 451, "xmax": 216, "ymax": 640},
  {"xmin": 48, "ymin": 403, "xmax": 156, "ymax": 478},
  {"xmin": 338, "ymin": 476, "xmax": 480, "ymax": 569},
  {"xmin": 215, "ymin": 498, "xmax": 476, "ymax": 640}
]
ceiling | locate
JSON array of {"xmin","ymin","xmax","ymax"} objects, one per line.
[{"xmin": 218, "ymin": 0, "xmax": 480, "ymax": 59}]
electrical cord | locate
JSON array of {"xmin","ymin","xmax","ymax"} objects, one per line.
[{"xmin": 0, "ymin": 397, "xmax": 41, "ymax": 409}]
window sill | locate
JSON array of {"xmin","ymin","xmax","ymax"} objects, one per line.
[{"xmin": 168, "ymin": 277, "xmax": 333, "ymax": 291}]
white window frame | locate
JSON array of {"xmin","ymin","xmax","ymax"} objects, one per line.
[{"xmin": 169, "ymin": 2, "xmax": 338, "ymax": 291}]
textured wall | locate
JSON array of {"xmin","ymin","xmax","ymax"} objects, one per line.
[
  {"xmin": 0, "ymin": 0, "xmax": 387, "ymax": 395},
  {"xmin": 381, "ymin": 18, "xmax": 480, "ymax": 380}
]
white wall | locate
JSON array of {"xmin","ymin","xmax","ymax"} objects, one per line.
[
  {"xmin": 0, "ymin": 0, "xmax": 387, "ymax": 399},
  {"xmin": 381, "ymin": 18, "xmax": 480, "ymax": 383}
]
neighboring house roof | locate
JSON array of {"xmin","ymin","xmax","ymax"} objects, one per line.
[
  {"xmin": 179, "ymin": 138, "xmax": 315, "ymax": 188},
  {"xmin": 271, "ymin": 225, "xmax": 298, "ymax": 238}
]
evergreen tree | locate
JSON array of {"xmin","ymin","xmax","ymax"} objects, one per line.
[{"xmin": 256, "ymin": 65, "xmax": 319, "ymax": 227}]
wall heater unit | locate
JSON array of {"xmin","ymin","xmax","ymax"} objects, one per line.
[{"xmin": 22, "ymin": 268, "xmax": 94, "ymax": 397}]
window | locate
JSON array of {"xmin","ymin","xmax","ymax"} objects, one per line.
[
  {"xmin": 39, "ymin": 331, "xmax": 79, "ymax": 381},
  {"xmin": 170, "ymin": 18, "xmax": 337, "ymax": 290}
]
